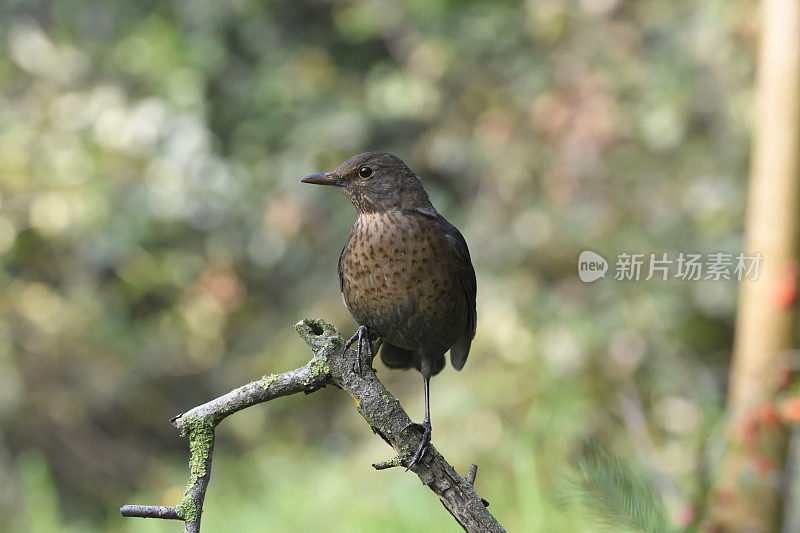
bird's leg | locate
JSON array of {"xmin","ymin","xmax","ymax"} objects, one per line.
[
  {"xmin": 403, "ymin": 375, "xmax": 432, "ymax": 470},
  {"xmin": 344, "ymin": 325, "xmax": 374, "ymax": 374}
]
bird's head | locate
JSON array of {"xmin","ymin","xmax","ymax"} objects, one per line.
[{"xmin": 300, "ymin": 152, "xmax": 434, "ymax": 214}]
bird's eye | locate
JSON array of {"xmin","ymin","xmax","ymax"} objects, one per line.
[{"xmin": 359, "ymin": 166, "xmax": 373, "ymax": 178}]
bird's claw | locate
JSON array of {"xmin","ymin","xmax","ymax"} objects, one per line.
[
  {"xmin": 344, "ymin": 325, "xmax": 373, "ymax": 375},
  {"xmin": 403, "ymin": 420, "xmax": 432, "ymax": 470}
]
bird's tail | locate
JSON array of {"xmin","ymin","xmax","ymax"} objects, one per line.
[
  {"xmin": 380, "ymin": 343, "xmax": 446, "ymax": 376},
  {"xmin": 380, "ymin": 342, "xmax": 415, "ymax": 369}
]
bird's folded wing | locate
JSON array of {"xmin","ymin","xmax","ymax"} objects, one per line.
[{"xmin": 442, "ymin": 223, "xmax": 477, "ymax": 371}]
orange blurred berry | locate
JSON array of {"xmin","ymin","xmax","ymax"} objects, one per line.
[
  {"xmin": 773, "ymin": 262, "xmax": 799, "ymax": 309},
  {"xmin": 753, "ymin": 454, "xmax": 774, "ymax": 476},
  {"xmin": 756, "ymin": 402, "xmax": 781, "ymax": 429},
  {"xmin": 781, "ymin": 397, "xmax": 800, "ymax": 423}
]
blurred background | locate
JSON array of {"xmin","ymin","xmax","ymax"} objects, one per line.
[{"xmin": 0, "ymin": 0, "xmax": 778, "ymax": 531}]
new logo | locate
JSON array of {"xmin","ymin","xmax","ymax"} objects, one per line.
[{"xmin": 578, "ymin": 251, "xmax": 608, "ymax": 282}]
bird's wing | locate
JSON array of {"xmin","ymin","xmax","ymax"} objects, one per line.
[
  {"xmin": 337, "ymin": 245, "xmax": 353, "ymax": 312},
  {"xmin": 337, "ymin": 244, "xmax": 345, "ymax": 293},
  {"xmin": 442, "ymin": 221, "xmax": 477, "ymax": 371}
]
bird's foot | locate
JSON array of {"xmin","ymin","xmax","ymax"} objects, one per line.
[
  {"xmin": 402, "ymin": 420, "xmax": 432, "ymax": 470},
  {"xmin": 344, "ymin": 325, "xmax": 374, "ymax": 375}
]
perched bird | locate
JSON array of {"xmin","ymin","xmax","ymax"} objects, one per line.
[{"xmin": 300, "ymin": 152, "xmax": 476, "ymax": 467}]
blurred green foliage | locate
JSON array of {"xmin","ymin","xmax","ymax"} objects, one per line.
[
  {"xmin": 0, "ymin": 0, "xmax": 757, "ymax": 530},
  {"xmin": 563, "ymin": 439, "xmax": 671, "ymax": 532}
]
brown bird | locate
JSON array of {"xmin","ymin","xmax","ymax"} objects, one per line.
[{"xmin": 300, "ymin": 152, "xmax": 476, "ymax": 468}]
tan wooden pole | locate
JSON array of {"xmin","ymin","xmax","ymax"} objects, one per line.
[{"xmin": 709, "ymin": 0, "xmax": 800, "ymax": 530}]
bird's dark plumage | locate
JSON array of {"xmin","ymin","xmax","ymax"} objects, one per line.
[{"xmin": 301, "ymin": 151, "xmax": 476, "ymax": 467}]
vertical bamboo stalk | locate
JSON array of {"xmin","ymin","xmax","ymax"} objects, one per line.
[{"xmin": 710, "ymin": 0, "xmax": 800, "ymax": 530}]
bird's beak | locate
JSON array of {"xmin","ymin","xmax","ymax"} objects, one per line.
[{"xmin": 299, "ymin": 172, "xmax": 341, "ymax": 186}]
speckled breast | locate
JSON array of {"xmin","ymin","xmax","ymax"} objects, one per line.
[{"xmin": 339, "ymin": 210, "xmax": 466, "ymax": 352}]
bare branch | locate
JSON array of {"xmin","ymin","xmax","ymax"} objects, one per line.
[
  {"xmin": 467, "ymin": 464, "xmax": 478, "ymax": 485},
  {"xmin": 121, "ymin": 318, "xmax": 505, "ymax": 532},
  {"xmin": 120, "ymin": 505, "xmax": 181, "ymax": 520}
]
